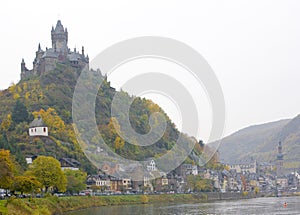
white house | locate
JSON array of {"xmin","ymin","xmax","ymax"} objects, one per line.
[
  {"xmin": 192, "ymin": 165, "xmax": 198, "ymax": 175},
  {"xmin": 29, "ymin": 115, "xmax": 48, "ymax": 137},
  {"xmin": 146, "ymin": 159, "xmax": 157, "ymax": 172}
]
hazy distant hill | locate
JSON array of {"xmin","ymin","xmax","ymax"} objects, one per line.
[{"xmin": 209, "ymin": 115, "xmax": 300, "ymax": 168}]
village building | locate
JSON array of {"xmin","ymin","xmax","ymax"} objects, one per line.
[
  {"xmin": 59, "ymin": 157, "xmax": 80, "ymax": 171},
  {"xmin": 227, "ymin": 159, "xmax": 257, "ymax": 174}
]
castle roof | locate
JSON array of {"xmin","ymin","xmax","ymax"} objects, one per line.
[
  {"xmin": 42, "ymin": 49, "xmax": 59, "ymax": 58},
  {"xmin": 54, "ymin": 20, "xmax": 65, "ymax": 33},
  {"xmin": 69, "ymin": 52, "xmax": 79, "ymax": 61},
  {"xmin": 29, "ymin": 115, "xmax": 46, "ymax": 128}
]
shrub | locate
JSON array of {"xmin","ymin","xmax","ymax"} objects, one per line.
[
  {"xmin": 242, "ymin": 191, "xmax": 248, "ymax": 197},
  {"xmin": 140, "ymin": 195, "xmax": 149, "ymax": 204}
]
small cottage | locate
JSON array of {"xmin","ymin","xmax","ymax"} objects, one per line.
[{"xmin": 29, "ymin": 115, "xmax": 48, "ymax": 137}]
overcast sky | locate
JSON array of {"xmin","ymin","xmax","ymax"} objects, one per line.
[{"xmin": 0, "ymin": 0, "xmax": 299, "ymax": 142}]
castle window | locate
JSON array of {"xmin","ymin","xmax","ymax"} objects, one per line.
[{"xmin": 44, "ymin": 127, "xmax": 46, "ymax": 132}]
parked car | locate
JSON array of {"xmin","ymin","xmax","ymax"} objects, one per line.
[{"xmin": 0, "ymin": 193, "xmax": 5, "ymax": 200}]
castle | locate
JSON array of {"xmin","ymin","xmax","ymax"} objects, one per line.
[{"xmin": 21, "ymin": 20, "xmax": 89, "ymax": 79}]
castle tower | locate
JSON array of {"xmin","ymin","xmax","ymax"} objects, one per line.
[
  {"xmin": 20, "ymin": 58, "xmax": 28, "ymax": 79},
  {"xmin": 51, "ymin": 20, "xmax": 68, "ymax": 54},
  {"xmin": 276, "ymin": 141, "xmax": 284, "ymax": 176}
]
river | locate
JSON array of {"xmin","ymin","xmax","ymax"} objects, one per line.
[{"xmin": 65, "ymin": 196, "xmax": 300, "ymax": 215}]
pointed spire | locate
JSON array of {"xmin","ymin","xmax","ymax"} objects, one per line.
[
  {"xmin": 51, "ymin": 26, "xmax": 54, "ymax": 31},
  {"xmin": 38, "ymin": 43, "xmax": 41, "ymax": 51},
  {"xmin": 54, "ymin": 20, "xmax": 64, "ymax": 32},
  {"xmin": 82, "ymin": 46, "xmax": 84, "ymax": 56},
  {"xmin": 21, "ymin": 58, "xmax": 25, "ymax": 64}
]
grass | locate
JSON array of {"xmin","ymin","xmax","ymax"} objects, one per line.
[
  {"xmin": 3, "ymin": 194, "xmax": 203, "ymax": 214},
  {"xmin": 0, "ymin": 200, "xmax": 8, "ymax": 215}
]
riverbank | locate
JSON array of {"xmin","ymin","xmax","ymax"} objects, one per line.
[
  {"xmin": 1, "ymin": 194, "xmax": 204, "ymax": 215},
  {"xmin": 1, "ymin": 192, "xmax": 295, "ymax": 215}
]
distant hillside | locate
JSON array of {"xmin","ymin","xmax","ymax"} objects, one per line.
[{"xmin": 209, "ymin": 116, "xmax": 300, "ymax": 168}]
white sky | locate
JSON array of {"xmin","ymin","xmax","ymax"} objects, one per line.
[{"xmin": 0, "ymin": 0, "xmax": 299, "ymax": 142}]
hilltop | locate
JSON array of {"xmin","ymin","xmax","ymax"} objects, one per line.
[{"xmin": 0, "ymin": 20, "xmax": 219, "ymax": 175}]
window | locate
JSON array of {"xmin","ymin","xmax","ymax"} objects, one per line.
[{"xmin": 43, "ymin": 127, "xmax": 46, "ymax": 133}]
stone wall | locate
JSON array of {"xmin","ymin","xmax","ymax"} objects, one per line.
[{"xmin": 194, "ymin": 192, "xmax": 267, "ymax": 202}]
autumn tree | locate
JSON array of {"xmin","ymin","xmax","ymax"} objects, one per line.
[
  {"xmin": 32, "ymin": 108, "xmax": 67, "ymax": 140},
  {"xmin": 27, "ymin": 156, "xmax": 67, "ymax": 192},
  {"xmin": 64, "ymin": 169, "xmax": 87, "ymax": 194},
  {"xmin": 1, "ymin": 114, "xmax": 12, "ymax": 131},
  {"xmin": 114, "ymin": 136, "xmax": 125, "ymax": 152},
  {"xmin": 11, "ymin": 176, "xmax": 41, "ymax": 194},
  {"xmin": 0, "ymin": 150, "xmax": 16, "ymax": 190},
  {"xmin": 187, "ymin": 175, "xmax": 213, "ymax": 192}
]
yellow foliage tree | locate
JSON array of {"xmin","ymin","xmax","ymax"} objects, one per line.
[
  {"xmin": 17, "ymin": 86, "xmax": 22, "ymax": 93},
  {"xmin": 25, "ymin": 92, "xmax": 30, "ymax": 100},
  {"xmin": 27, "ymin": 156, "xmax": 67, "ymax": 192},
  {"xmin": 114, "ymin": 136, "xmax": 125, "ymax": 150},
  {"xmin": 8, "ymin": 83, "xmax": 16, "ymax": 94},
  {"xmin": 13, "ymin": 93, "xmax": 20, "ymax": 100},
  {"xmin": 1, "ymin": 114, "xmax": 12, "ymax": 131},
  {"xmin": 23, "ymin": 82, "xmax": 28, "ymax": 91},
  {"xmin": 108, "ymin": 117, "xmax": 121, "ymax": 137},
  {"xmin": 32, "ymin": 108, "xmax": 66, "ymax": 139},
  {"xmin": 0, "ymin": 150, "xmax": 16, "ymax": 190}
]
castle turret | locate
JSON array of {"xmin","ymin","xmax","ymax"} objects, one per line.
[
  {"xmin": 20, "ymin": 58, "xmax": 29, "ymax": 79},
  {"xmin": 21, "ymin": 58, "xmax": 26, "ymax": 72},
  {"xmin": 33, "ymin": 43, "xmax": 44, "ymax": 75},
  {"xmin": 51, "ymin": 20, "xmax": 68, "ymax": 54}
]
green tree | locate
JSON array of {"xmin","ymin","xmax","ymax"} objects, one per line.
[
  {"xmin": 187, "ymin": 175, "xmax": 213, "ymax": 192},
  {"xmin": 12, "ymin": 100, "xmax": 29, "ymax": 124},
  {"xmin": 27, "ymin": 156, "xmax": 67, "ymax": 192},
  {"xmin": 64, "ymin": 169, "xmax": 87, "ymax": 194},
  {"xmin": 0, "ymin": 133, "xmax": 11, "ymax": 151}
]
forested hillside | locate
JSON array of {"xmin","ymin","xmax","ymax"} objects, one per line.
[{"xmin": 0, "ymin": 63, "xmax": 211, "ymax": 174}]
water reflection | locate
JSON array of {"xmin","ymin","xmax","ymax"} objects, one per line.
[{"xmin": 65, "ymin": 196, "xmax": 300, "ymax": 215}]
